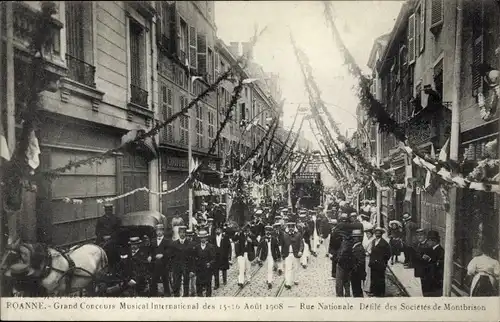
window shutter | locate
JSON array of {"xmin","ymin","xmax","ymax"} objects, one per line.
[
  {"xmin": 189, "ymin": 26, "xmax": 197, "ymax": 69},
  {"xmin": 197, "ymin": 34, "xmax": 207, "ymax": 77},
  {"xmin": 155, "ymin": 2, "xmax": 163, "ymax": 44},
  {"xmin": 419, "ymin": 0, "xmax": 426, "ymax": 52},
  {"xmin": 214, "ymin": 52, "xmax": 220, "ymax": 79},
  {"xmin": 431, "ymin": 0, "xmax": 443, "ymax": 26},
  {"xmin": 408, "ymin": 14, "xmax": 416, "ymax": 64},
  {"xmin": 472, "ymin": 2, "xmax": 484, "ymax": 97},
  {"xmin": 167, "ymin": 2, "xmax": 177, "ymax": 54}
]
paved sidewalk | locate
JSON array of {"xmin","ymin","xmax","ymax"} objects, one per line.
[{"xmin": 387, "ymin": 257, "xmax": 423, "ymax": 297}]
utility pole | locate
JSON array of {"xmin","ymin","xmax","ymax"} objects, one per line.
[{"xmin": 443, "ymin": 0, "xmax": 463, "ymax": 296}]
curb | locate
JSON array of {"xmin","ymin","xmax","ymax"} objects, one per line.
[{"xmin": 386, "ymin": 265, "xmax": 410, "ymax": 297}]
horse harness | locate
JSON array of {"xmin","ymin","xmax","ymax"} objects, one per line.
[{"xmin": 22, "ymin": 243, "xmax": 96, "ymax": 294}]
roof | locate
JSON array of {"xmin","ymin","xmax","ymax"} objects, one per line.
[{"xmin": 367, "ymin": 33, "xmax": 391, "ymax": 70}]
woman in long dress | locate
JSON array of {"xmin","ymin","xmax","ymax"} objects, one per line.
[{"xmin": 467, "ymin": 248, "xmax": 500, "ymax": 297}]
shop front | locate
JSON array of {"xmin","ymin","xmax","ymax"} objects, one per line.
[{"xmin": 160, "ymin": 150, "xmax": 190, "ymax": 219}]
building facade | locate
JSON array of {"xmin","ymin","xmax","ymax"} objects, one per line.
[
  {"xmin": 368, "ymin": 0, "xmax": 500, "ymax": 294},
  {"xmin": 1, "ymin": 1, "xmax": 288, "ymax": 247}
]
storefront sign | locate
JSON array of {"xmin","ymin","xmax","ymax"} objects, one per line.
[
  {"xmin": 165, "ymin": 156, "xmax": 189, "ymax": 171},
  {"xmin": 293, "ymin": 172, "xmax": 320, "ymax": 183}
]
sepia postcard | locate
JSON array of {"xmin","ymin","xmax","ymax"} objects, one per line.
[{"xmin": 0, "ymin": 0, "xmax": 499, "ymax": 321}]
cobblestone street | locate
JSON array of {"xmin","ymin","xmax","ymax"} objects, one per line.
[{"xmin": 210, "ymin": 238, "xmax": 406, "ymax": 297}]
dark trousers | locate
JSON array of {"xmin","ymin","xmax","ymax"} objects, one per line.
[
  {"xmin": 151, "ymin": 266, "xmax": 171, "ymax": 297},
  {"xmin": 421, "ymin": 277, "xmax": 442, "ymax": 297},
  {"xmin": 172, "ymin": 267, "xmax": 190, "ymax": 297},
  {"xmin": 331, "ymin": 259, "xmax": 337, "ymax": 277},
  {"xmin": 370, "ymin": 266, "xmax": 386, "ymax": 297},
  {"xmin": 403, "ymin": 245, "xmax": 414, "ymax": 266},
  {"xmin": 196, "ymin": 276, "xmax": 212, "ymax": 297},
  {"xmin": 213, "ymin": 269, "xmax": 227, "ymax": 288},
  {"xmin": 335, "ymin": 264, "xmax": 351, "ymax": 297},
  {"xmin": 350, "ymin": 276, "xmax": 364, "ymax": 298}
]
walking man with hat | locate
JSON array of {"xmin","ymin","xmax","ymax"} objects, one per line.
[
  {"xmin": 211, "ymin": 226, "xmax": 231, "ymax": 289},
  {"xmin": 328, "ymin": 219, "xmax": 341, "ymax": 280},
  {"xmin": 192, "ymin": 229, "xmax": 215, "ymax": 297},
  {"xmin": 127, "ymin": 236, "xmax": 151, "ymax": 296},
  {"xmin": 172, "ymin": 226, "xmax": 192, "ymax": 297},
  {"xmin": 273, "ymin": 221, "xmax": 285, "ymax": 275},
  {"xmin": 151, "ymin": 224, "xmax": 172, "ymax": 297},
  {"xmin": 185, "ymin": 229, "xmax": 197, "ymax": 296},
  {"xmin": 234, "ymin": 224, "xmax": 257, "ymax": 287},
  {"xmin": 257, "ymin": 225, "xmax": 281, "ymax": 289},
  {"xmin": 350, "ymin": 229, "xmax": 366, "ymax": 297},
  {"xmin": 421, "ymin": 230, "xmax": 444, "ymax": 297},
  {"xmin": 402, "ymin": 213, "xmax": 418, "ymax": 268},
  {"xmin": 369, "ymin": 227, "xmax": 391, "ymax": 297},
  {"xmin": 281, "ymin": 221, "xmax": 304, "ymax": 289}
]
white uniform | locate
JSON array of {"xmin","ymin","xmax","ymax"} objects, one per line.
[{"xmin": 265, "ymin": 239, "xmax": 274, "ymax": 284}]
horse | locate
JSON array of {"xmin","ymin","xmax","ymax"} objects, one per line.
[{"xmin": 3, "ymin": 242, "xmax": 108, "ymax": 296}]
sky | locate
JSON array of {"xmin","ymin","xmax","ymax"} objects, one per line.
[{"xmin": 215, "ymin": 1, "xmax": 402, "ymax": 186}]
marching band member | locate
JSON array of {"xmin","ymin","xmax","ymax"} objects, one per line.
[
  {"xmin": 281, "ymin": 222, "xmax": 304, "ymax": 290},
  {"xmin": 211, "ymin": 226, "xmax": 231, "ymax": 289},
  {"xmin": 192, "ymin": 229, "xmax": 215, "ymax": 297},
  {"xmin": 350, "ymin": 229, "xmax": 366, "ymax": 298},
  {"xmin": 273, "ymin": 222, "xmax": 285, "ymax": 275},
  {"xmin": 299, "ymin": 213, "xmax": 311, "ymax": 269},
  {"xmin": 257, "ymin": 225, "xmax": 281, "ymax": 289},
  {"xmin": 185, "ymin": 229, "xmax": 197, "ymax": 296},
  {"xmin": 234, "ymin": 224, "xmax": 258, "ymax": 288},
  {"xmin": 328, "ymin": 219, "xmax": 340, "ymax": 280}
]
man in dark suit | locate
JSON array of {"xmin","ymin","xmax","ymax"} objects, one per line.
[
  {"xmin": 402, "ymin": 213, "xmax": 418, "ymax": 268},
  {"xmin": 350, "ymin": 229, "xmax": 366, "ymax": 297},
  {"xmin": 211, "ymin": 226, "xmax": 231, "ymax": 289},
  {"xmin": 369, "ymin": 227, "xmax": 391, "ymax": 297},
  {"xmin": 234, "ymin": 224, "xmax": 258, "ymax": 287},
  {"xmin": 412, "ymin": 228, "xmax": 428, "ymax": 294},
  {"xmin": 281, "ymin": 222, "xmax": 304, "ymax": 289},
  {"xmin": 421, "ymin": 230, "xmax": 444, "ymax": 297},
  {"xmin": 273, "ymin": 222, "xmax": 285, "ymax": 275},
  {"xmin": 151, "ymin": 224, "xmax": 172, "ymax": 297},
  {"xmin": 336, "ymin": 227, "xmax": 353, "ymax": 297},
  {"xmin": 126, "ymin": 236, "xmax": 151, "ymax": 296},
  {"xmin": 257, "ymin": 225, "xmax": 281, "ymax": 289},
  {"xmin": 95, "ymin": 204, "xmax": 121, "ymax": 244},
  {"xmin": 328, "ymin": 219, "xmax": 341, "ymax": 279},
  {"xmin": 192, "ymin": 229, "xmax": 216, "ymax": 297},
  {"xmin": 171, "ymin": 226, "xmax": 192, "ymax": 297},
  {"xmin": 213, "ymin": 203, "xmax": 226, "ymax": 229}
]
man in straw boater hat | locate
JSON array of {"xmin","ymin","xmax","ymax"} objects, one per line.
[
  {"xmin": 171, "ymin": 226, "xmax": 192, "ymax": 297},
  {"xmin": 256, "ymin": 225, "xmax": 281, "ymax": 289},
  {"xmin": 402, "ymin": 212, "xmax": 418, "ymax": 268},
  {"xmin": 211, "ymin": 225, "xmax": 231, "ymax": 290},
  {"xmin": 234, "ymin": 223, "xmax": 258, "ymax": 288},
  {"xmin": 350, "ymin": 229, "xmax": 367, "ymax": 298},
  {"xmin": 126, "ymin": 236, "xmax": 151, "ymax": 296},
  {"xmin": 281, "ymin": 221, "xmax": 304, "ymax": 290},
  {"xmin": 192, "ymin": 228, "xmax": 215, "ymax": 297},
  {"xmin": 151, "ymin": 223, "xmax": 172, "ymax": 297},
  {"xmin": 368, "ymin": 227, "xmax": 391, "ymax": 297},
  {"xmin": 420, "ymin": 230, "xmax": 444, "ymax": 297}
]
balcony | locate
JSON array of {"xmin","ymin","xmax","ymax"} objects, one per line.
[
  {"xmin": 11, "ymin": 1, "xmax": 67, "ymax": 83},
  {"xmin": 404, "ymin": 102, "xmax": 451, "ymax": 149},
  {"xmin": 66, "ymin": 54, "xmax": 96, "ymax": 88}
]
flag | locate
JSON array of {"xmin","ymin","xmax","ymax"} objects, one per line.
[
  {"xmin": 439, "ymin": 138, "xmax": 450, "ymax": 162},
  {"xmin": 0, "ymin": 122, "xmax": 11, "ymax": 161},
  {"xmin": 26, "ymin": 130, "xmax": 41, "ymax": 169}
]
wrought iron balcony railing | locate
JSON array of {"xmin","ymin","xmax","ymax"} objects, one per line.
[
  {"xmin": 130, "ymin": 84, "xmax": 148, "ymax": 107},
  {"xmin": 66, "ymin": 54, "xmax": 96, "ymax": 87}
]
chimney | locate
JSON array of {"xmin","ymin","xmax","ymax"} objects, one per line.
[
  {"xmin": 242, "ymin": 42, "xmax": 253, "ymax": 61},
  {"xmin": 229, "ymin": 42, "xmax": 240, "ymax": 56}
]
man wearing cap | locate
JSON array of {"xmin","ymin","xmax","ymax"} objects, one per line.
[
  {"xmin": 151, "ymin": 224, "xmax": 172, "ymax": 297},
  {"xmin": 350, "ymin": 229, "xmax": 367, "ymax": 297},
  {"xmin": 257, "ymin": 225, "xmax": 281, "ymax": 289},
  {"xmin": 273, "ymin": 222, "xmax": 285, "ymax": 275},
  {"xmin": 281, "ymin": 222, "xmax": 304, "ymax": 289},
  {"xmin": 369, "ymin": 227, "xmax": 391, "ymax": 297},
  {"xmin": 171, "ymin": 226, "xmax": 192, "ymax": 297},
  {"xmin": 211, "ymin": 226, "xmax": 231, "ymax": 289},
  {"xmin": 95, "ymin": 204, "xmax": 122, "ymax": 244},
  {"xmin": 402, "ymin": 213, "xmax": 418, "ymax": 268},
  {"xmin": 192, "ymin": 229, "xmax": 216, "ymax": 297},
  {"xmin": 234, "ymin": 224, "xmax": 258, "ymax": 287},
  {"xmin": 421, "ymin": 230, "xmax": 444, "ymax": 297},
  {"xmin": 335, "ymin": 223, "xmax": 354, "ymax": 297}
]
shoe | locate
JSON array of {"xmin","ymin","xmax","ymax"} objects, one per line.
[
  {"xmin": 302, "ymin": 264, "xmax": 307, "ymax": 269},
  {"xmin": 313, "ymin": 252, "xmax": 318, "ymax": 257},
  {"xmin": 273, "ymin": 267, "xmax": 277, "ymax": 272},
  {"xmin": 223, "ymin": 281, "xmax": 227, "ymax": 286},
  {"xmin": 325, "ymin": 254, "xmax": 329, "ymax": 257},
  {"xmin": 238, "ymin": 283, "xmax": 243, "ymax": 288},
  {"xmin": 285, "ymin": 285, "xmax": 291, "ymax": 290},
  {"xmin": 294, "ymin": 281, "xmax": 299, "ymax": 285},
  {"xmin": 278, "ymin": 269, "xmax": 283, "ymax": 276},
  {"xmin": 267, "ymin": 283, "xmax": 272, "ymax": 289},
  {"xmin": 214, "ymin": 286, "xmax": 219, "ymax": 290}
]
